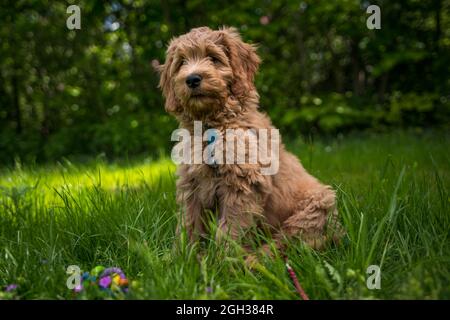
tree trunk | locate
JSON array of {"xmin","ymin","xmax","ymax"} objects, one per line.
[
  {"xmin": 11, "ymin": 67, "xmax": 22, "ymax": 134},
  {"xmin": 295, "ymin": 24, "xmax": 308, "ymax": 92},
  {"xmin": 378, "ymin": 72, "xmax": 389, "ymax": 103},
  {"xmin": 326, "ymin": 32, "xmax": 344, "ymax": 93},
  {"xmin": 350, "ymin": 39, "xmax": 365, "ymax": 96},
  {"xmin": 434, "ymin": 0, "xmax": 441, "ymax": 51}
]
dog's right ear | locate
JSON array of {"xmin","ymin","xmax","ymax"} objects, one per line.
[
  {"xmin": 217, "ymin": 27, "xmax": 261, "ymax": 104},
  {"xmin": 157, "ymin": 44, "xmax": 180, "ymax": 114}
]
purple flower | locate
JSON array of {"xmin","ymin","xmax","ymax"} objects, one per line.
[
  {"xmin": 101, "ymin": 267, "xmax": 125, "ymax": 279},
  {"xmin": 206, "ymin": 287, "xmax": 213, "ymax": 294},
  {"xmin": 99, "ymin": 276, "xmax": 112, "ymax": 289},
  {"xmin": 5, "ymin": 284, "xmax": 18, "ymax": 292},
  {"xmin": 74, "ymin": 284, "xmax": 83, "ymax": 293}
]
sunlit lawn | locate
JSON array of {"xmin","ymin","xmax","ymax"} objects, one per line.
[{"xmin": 0, "ymin": 130, "xmax": 448, "ymax": 299}]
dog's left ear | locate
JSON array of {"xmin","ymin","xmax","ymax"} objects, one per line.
[
  {"xmin": 218, "ymin": 27, "xmax": 261, "ymax": 103},
  {"xmin": 158, "ymin": 44, "xmax": 182, "ymax": 114}
]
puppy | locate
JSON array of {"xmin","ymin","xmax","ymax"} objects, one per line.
[{"xmin": 158, "ymin": 27, "xmax": 342, "ymax": 259}]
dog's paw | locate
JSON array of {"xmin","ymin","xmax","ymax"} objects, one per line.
[{"xmin": 244, "ymin": 254, "xmax": 259, "ymax": 270}]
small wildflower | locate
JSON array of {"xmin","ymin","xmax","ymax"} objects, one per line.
[
  {"xmin": 74, "ymin": 284, "xmax": 83, "ymax": 293},
  {"xmin": 5, "ymin": 284, "xmax": 18, "ymax": 292},
  {"xmin": 99, "ymin": 276, "xmax": 112, "ymax": 289}
]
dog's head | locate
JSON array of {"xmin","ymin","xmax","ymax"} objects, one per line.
[{"xmin": 158, "ymin": 27, "xmax": 260, "ymax": 117}]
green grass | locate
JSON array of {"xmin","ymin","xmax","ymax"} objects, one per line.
[{"xmin": 0, "ymin": 130, "xmax": 449, "ymax": 299}]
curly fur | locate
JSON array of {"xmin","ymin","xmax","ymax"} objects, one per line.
[{"xmin": 158, "ymin": 26, "xmax": 343, "ymax": 257}]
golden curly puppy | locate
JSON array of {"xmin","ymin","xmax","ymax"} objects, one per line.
[{"xmin": 158, "ymin": 27, "xmax": 342, "ymax": 258}]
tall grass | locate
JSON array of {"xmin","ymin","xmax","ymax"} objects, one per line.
[{"xmin": 0, "ymin": 130, "xmax": 448, "ymax": 299}]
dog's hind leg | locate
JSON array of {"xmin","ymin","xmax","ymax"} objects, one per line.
[
  {"xmin": 281, "ymin": 187, "xmax": 343, "ymax": 249},
  {"xmin": 245, "ymin": 187, "xmax": 343, "ymax": 267}
]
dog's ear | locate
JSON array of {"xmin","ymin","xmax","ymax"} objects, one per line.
[
  {"xmin": 158, "ymin": 43, "xmax": 181, "ymax": 114},
  {"xmin": 218, "ymin": 27, "xmax": 261, "ymax": 102}
]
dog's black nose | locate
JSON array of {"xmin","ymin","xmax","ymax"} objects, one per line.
[{"xmin": 186, "ymin": 74, "xmax": 202, "ymax": 88}]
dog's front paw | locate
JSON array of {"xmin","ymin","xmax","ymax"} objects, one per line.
[{"xmin": 244, "ymin": 254, "xmax": 259, "ymax": 270}]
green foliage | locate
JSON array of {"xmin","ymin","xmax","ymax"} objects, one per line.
[
  {"xmin": 0, "ymin": 0, "xmax": 449, "ymax": 163},
  {"xmin": 273, "ymin": 93, "xmax": 380, "ymax": 133},
  {"xmin": 386, "ymin": 92, "xmax": 442, "ymax": 125},
  {"xmin": 273, "ymin": 91, "xmax": 448, "ymax": 134}
]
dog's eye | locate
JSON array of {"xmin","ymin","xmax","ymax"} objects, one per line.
[
  {"xmin": 177, "ymin": 59, "xmax": 187, "ymax": 70},
  {"xmin": 209, "ymin": 56, "xmax": 220, "ymax": 64}
]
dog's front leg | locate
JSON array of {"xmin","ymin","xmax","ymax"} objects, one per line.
[
  {"xmin": 176, "ymin": 194, "xmax": 205, "ymax": 243},
  {"xmin": 215, "ymin": 183, "xmax": 263, "ymax": 247}
]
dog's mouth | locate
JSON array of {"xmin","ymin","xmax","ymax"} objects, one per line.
[
  {"xmin": 183, "ymin": 88, "xmax": 223, "ymax": 113},
  {"xmin": 189, "ymin": 92, "xmax": 208, "ymax": 99}
]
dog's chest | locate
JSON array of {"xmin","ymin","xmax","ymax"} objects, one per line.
[{"xmin": 189, "ymin": 164, "xmax": 221, "ymax": 209}]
